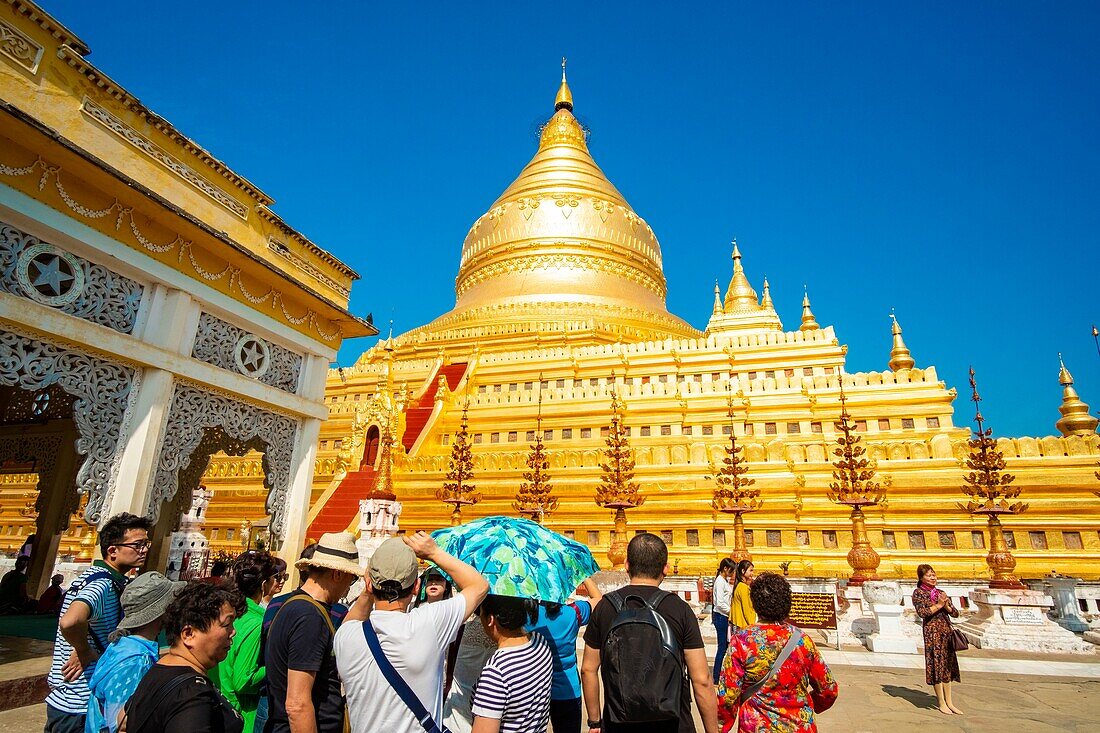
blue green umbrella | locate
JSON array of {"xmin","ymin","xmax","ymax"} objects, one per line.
[{"xmin": 431, "ymin": 515, "xmax": 600, "ymax": 603}]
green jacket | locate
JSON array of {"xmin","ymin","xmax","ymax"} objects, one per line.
[{"xmin": 215, "ymin": 597, "xmax": 266, "ymax": 732}]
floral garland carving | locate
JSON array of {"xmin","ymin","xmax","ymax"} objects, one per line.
[
  {"xmin": 0, "ymin": 154, "xmax": 343, "ymax": 344},
  {"xmin": 455, "ymin": 251, "xmax": 667, "ymax": 299},
  {"xmin": 1, "ymin": 220, "xmax": 144, "ymax": 334}
]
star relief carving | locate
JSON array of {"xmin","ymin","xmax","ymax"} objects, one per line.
[
  {"xmin": 30, "ymin": 254, "xmax": 76, "ymax": 296},
  {"xmin": 15, "ymin": 243, "xmax": 86, "ymax": 307},
  {"xmin": 232, "ymin": 334, "xmax": 272, "ymax": 379}
]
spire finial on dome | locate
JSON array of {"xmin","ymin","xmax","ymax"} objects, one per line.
[
  {"xmin": 1055, "ymin": 354, "xmax": 1098, "ymax": 436},
  {"xmin": 761, "ymin": 276, "xmax": 774, "ymax": 310},
  {"xmin": 800, "ymin": 286, "xmax": 820, "ymax": 331},
  {"xmin": 555, "ymin": 57, "xmax": 573, "ymax": 111},
  {"xmin": 723, "ymin": 240, "xmax": 760, "ymax": 312},
  {"xmin": 712, "ymin": 279, "xmax": 722, "ymax": 314},
  {"xmin": 888, "ymin": 310, "xmax": 915, "ymax": 371}
]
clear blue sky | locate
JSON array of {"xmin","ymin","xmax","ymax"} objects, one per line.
[{"xmin": 51, "ymin": 1, "xmax": 1099, "ymax": 438}]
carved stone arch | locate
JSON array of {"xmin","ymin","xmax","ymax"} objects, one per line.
[
  {"xmin": 0, "ymin": 330, "xmax": 135, "ymax": 524},
  {"xmin": 151, "ymin": 383, "xmax": 298, "ymax": 540}
]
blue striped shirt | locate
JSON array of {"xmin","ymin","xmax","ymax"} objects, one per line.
[
  {"xmin": 47, "ymin": 564, "xmax": 125, "ymax": 714},
  {"xmin": 471, "ymin": 633, "xmax": 553, "ymax": 733}
]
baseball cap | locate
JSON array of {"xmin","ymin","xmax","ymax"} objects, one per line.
[{"xmin": 368, "ymin": 537, "xmax": 418, "ymax": 589}]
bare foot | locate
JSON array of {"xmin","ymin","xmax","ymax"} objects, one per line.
[{"xmin": 938, "ymin": 705, "xmax": 956, "ymax": 715}]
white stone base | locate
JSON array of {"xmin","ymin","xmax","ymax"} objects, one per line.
[
  {"xmin": 865, "ymin": 603, "xmax": 919, "ymax": 654},
  {"xmin": 956, "ymin": 588, "xmax": 1095, "ymax": 654}
]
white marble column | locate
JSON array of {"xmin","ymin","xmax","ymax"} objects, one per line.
[
  {"xmin": 98, "ymin": 286, "xmax": 199, "ymax": 522},
  {"xmin": 279, "ymin": 353, "xmax": 330, "ymax": 583}
]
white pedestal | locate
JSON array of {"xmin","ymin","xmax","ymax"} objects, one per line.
[
  {"xmin": 830, "ymin": 585, "xmax": 875, "ymax": 646},
  {"xmin": 861, "ymin": 581, "xmax": 919, "ymax": 654},
  {"xmin": 956, "ymin": 588, "xmax": 1095, "ymax": 654},
  {"xmin": 1042, "ymin": 577, "xmax": 1090, "ymax": 633}
]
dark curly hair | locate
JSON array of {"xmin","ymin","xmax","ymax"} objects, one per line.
[
  {"xmin": 163, "ymin": 581, "xmax": 246, "ymax": 645},
  {"xmin": 229, "ymin": 550, "xmax": 279, "ymax": 598},
  {"xmin": 749, "ymin": 572, "xmax": 792, "ymax": 623},
  {"xmin": 479, "ymin": 594, "xmax": 539, "ymax": 631}
]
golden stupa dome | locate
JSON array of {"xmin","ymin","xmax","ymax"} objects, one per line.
[{"xmin": 404, "ymin": 64, "xmax": 699, "ymax": 352}]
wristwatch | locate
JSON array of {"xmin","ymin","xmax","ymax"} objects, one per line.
[{"xmin": 588, "ymin": 719, "xmax": 602, "ymax": 729}]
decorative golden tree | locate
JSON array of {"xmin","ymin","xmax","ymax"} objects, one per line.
[
  {"xmin": 595, "ymin": 381, "xmax": 644, "ymax": 570},
  {"xmin": 826, "ymin": 380, "xmax": 886, "ymax": 585},
  {"xmin": 709, "ymin": 386, "xmax": 760, "ymax": 561},
  {"xmin": 437, "ymin": 401, "xmax": 480, "ymax": 526},
  {"xmin": 958, "ymin": 367, "xmax": 1027, "ymax": 588},
  {"xmin": 514, "ymin": 388, "xmax": 557, "ymax": 522}
]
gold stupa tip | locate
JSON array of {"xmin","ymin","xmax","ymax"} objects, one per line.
[
  {"xmin": 555, "ymin": 57, "xmax": 573, "ymax": 111},
  {"xmin": 888, "ymin": 311, "xmax": 915, "ymax": 371},
  {"xmin": 800, "ymin": 286, "xmax": 820, "ymax": 331},
  {"xmin": 1055, "ymin": 354, "xmax": 1099, "ymax": 436},
  {"xmin": 761, "ymin": 276, "xmax": 774, "ymax": 309},
  {"xmin": 1058, "ymin": 353, "xmax": 1073, "ymax": 386},
  {"xmin": 723, "ymin": 240, "xmax": 761, "ymax": 312}
]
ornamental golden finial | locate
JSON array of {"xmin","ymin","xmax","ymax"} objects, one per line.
[
  {"xmin": 800, "ymin": 286, "xmax": 820, "ymax": 332},
  {"xmin": 888, "ymin": 310, "xmax": 915, "ymax": 371},
  {"xmin": 555, "ymin": 57, "xmax": 573, "ymax": 111},
  {"xmin": 1054, "ymin": 353, "xmax": 1098, "ymax": 436},
  {"xmin": 959, "ymin": 366, "xmax": 1027, "ymax": 588},
  {"xmin": 712, "ymin": 280, "xmax": 723, "ymax": 315},
  {"xmin": 827, "ymin": 372, "xmax": 886, "ymax": 584},
  {"xmin": 760, "ymin": 276, "xmax": 774, "ymax": 310},
  {"xmin": 724, "ymin": 239, "xmax": 761, "ymax": 312}
]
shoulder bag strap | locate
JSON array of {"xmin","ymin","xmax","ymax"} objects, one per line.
[
  {"xmin": 362, "ymin": 621, "xmax": 449, "ymax": 733},
  {"xmin": 271, "ymin": 594, "xmax": 336, "ymax": 635},
  {"xmin": 739, "ymin": 626, "xmax": 802, "ymax": 705},
  {"xmin": 70, "ymin": 571, "xmax": 116, "ymax": 654},
  {"xmin": 123, "ymin": 670, "xmax": 201, "ymax": 732}
]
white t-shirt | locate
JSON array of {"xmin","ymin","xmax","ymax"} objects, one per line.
[{"xmin": 335, "ymin": 594, "xmax": 467, "ymax": 733}]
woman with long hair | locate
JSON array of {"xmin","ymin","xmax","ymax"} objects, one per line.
[
  {"xmin": 912, "ymin": 564, "xmax": 963, "ymax": 715},
  {"xmin": 711, "ymin": 558, "xmax": 735, "ymax": 684},
  {"xmin": 730, "ymin": 560, "xmax": 756, "ymax": 631},
  {"xmin": 214, "ymin": 550, "xmax": 281, "ymax": 732}
]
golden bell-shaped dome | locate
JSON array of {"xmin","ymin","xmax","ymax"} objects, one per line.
[{"xmin": 408, "ymin": 66, "xmax": 697, "ymax": 352}]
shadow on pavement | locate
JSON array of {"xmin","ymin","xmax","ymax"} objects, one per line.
[{"xmin": 881, "ymin": 684, "xmax": 938, "ymax": 710}]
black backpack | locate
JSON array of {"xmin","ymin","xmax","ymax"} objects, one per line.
[{"xmin": 601, "ymin": 590, "xmax": 686, "ymax": 724}]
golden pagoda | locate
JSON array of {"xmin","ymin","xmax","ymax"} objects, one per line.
[{"xmin": 185, "ymin": 68, "xmax": 1100, "ymax": 580}]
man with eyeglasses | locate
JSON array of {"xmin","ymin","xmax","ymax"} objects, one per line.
[{"xmin": 45, "ymin": 512, "xmax": 152, "ymax": 733}]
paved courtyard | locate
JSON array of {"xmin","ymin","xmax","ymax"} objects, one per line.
[{"xmin": 1, "ymin": 662, "xmax": 1095, "ymax": 732}]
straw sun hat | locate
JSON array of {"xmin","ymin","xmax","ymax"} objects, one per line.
[{"xmin": 295, "ymin": 532, "xmax": 364, "ymax": 576}]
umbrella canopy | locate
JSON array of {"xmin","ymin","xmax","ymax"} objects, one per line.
[{"xmin": 431, "ymin": 515, "xmax": 600, "ymax": 603}]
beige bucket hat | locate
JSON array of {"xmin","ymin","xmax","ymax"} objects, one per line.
[{"xmin": 295, "ymin": 532, "xmax": 363, "ymax": 576}]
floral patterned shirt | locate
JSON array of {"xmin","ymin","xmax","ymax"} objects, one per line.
[{"xmin": 718, "ymin": 624, "xmax": 838, "ymax": 732}]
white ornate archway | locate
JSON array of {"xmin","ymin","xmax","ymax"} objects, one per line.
[
  {"xmin": 0, "ymin": 330, "xmax": 136, "ymax": 524},
  {"xmin": 150, "ymin": 383, "xmax": 299, "ymax": 540}
]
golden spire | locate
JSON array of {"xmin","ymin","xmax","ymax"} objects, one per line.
[
  {"xmin": 1055, "ymin": 354, "xmax": 1099, "ymax": 436},
  {"xmin": 723, "ymin": 240, "xmax": 761, "ymax": 312},
  {"xmin": 888, "ymin": 311, "xmax": 915, "ymax": 371},
  {"xmin": 800, "ymin": 287, "xmax": 820, "ymax": 331},
  {"xmin": 761, "ymin": 277, "xmax": 774, "ymax": 310},
  {"xmin": 555, "ymin": 56, "xmax": 573, "ymax": 112},
  {"xmin": 712, "ymin": 280, "xmax": 723, "ymax": 314}
]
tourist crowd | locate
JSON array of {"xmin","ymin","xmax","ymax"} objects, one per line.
[{"xmin": 43, "ymin": 511, "xmax": 860, "ymax": 733}]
